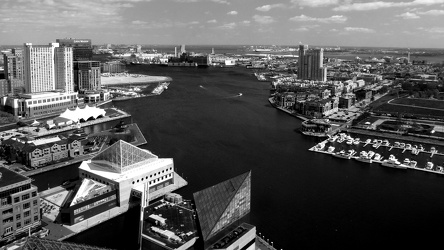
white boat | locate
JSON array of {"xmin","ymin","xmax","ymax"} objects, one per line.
[
  {"xmin": 334, "ymin": 149, "xmax": 355, "ymax": 159},
  {"xmin": 373, "ymin": 153, "xmax": 383, "ymax": 161},
  {"xmin": 328, "ymin": 135, "xmax": 338, "ymax": 142},
  {"xmin": 365, "ymin": 139, "xmax": 371, "ymax": 144},
  {"xmin": 373, "ymin": 143, "xmax": 380, "ymax": 149},
  {"xmin": 372, "ymin": 139, "xmax": 378, "ymax": 144},
  {"xmin": 419, "ymin": 145, "xmax": 424, "ymax": 151},
  {"xmin": 403, "ymin": 158, "xmax": 410, "ymax": 165},
  {"xmin": 436, "ymin": 166, "xmax": 444, "ymax": 172},
  {"xmin": 381, "ymin": 155, "xmax": 407, "ymax": 169},
  {"xmin": 409, "ymin": 160, "xmax": 417, "ymax": 168},
  {"xmin": 346, "ymin": 139, "xmax": 354, "ymax": 145},
  {"xmin": 337, "ymin": 138, "xmax": 344, "ymax": 143},
  {"xmin": 327, "ymin": 146, "xmax": 335, "ymax": 153},
  {"xmin": 394, "ymin": 142, "xmax": 400, "ymax": 147},
  {"xmin": 314, "ymin": 143, "xmax": 325, "ymax": 151},
  {"xmin": 399, "ymin": 143, "xmax": 405, "ymax": 148},
  {"xmin": 367, "ymin": 151, "xmax": 375, "ymax": 158},
  {"xmin": 425, "ymin": 162, "xmax": 434, "ymax": 170},
  {"xmin": 382, "ymin": 140, "xmax": 390, "ymax": 146},
  {"xmin": 355, "ymin": 151, "xmax": 372, "ymax": 163},
  {"xmin": 353, "ymin": 138, "xmax": 360, "ymax": 145},
  {"xmin": 411, "ymin": 148, "xmax": 417, "ymax": 155},
  {"xmin": 405, "ymin": 144, "xmax": 412, "ymax": 150}
]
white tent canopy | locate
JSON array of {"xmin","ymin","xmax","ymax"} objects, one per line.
[{"xmin": 59, "ymin": 105, "xmax": 106, "ymax": 123}]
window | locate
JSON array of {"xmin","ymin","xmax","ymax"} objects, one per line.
[
  {"xmin": 22, "ymin": 194, "xmax": 30, "ymax": 200},
  {"xmin": 33, "ymin": 200, "xmax": 38, "ymax": 206},
  {"xmin": 33, "ymin": 207, "xmax": 39, "ymax": 214},
  {"xmin": 23, "ymin": 203, "xmax": 30, "ymax": 210},
  {"xmin": 33, "ymin": 215, "xmax": 38, "ymax": 222},
  {"xmin": 4, "ymin": 226, "xmax": 12, "ymax": 234},
  {"xmin": 16, "ymin": 214, "xmax": 20, "ymax": 220},
  {"xmin": 24, "ymin": 218, "xmax": 31, "ymax": 225},
  {"xmin": 32, "ymin": 191, "xmax": 37, "ymax": 197},
  {"xmin": 16, "ymin": 222, "xmax": 21, "ymax": 228},
  {"xmin": 14, "ymin": 197, "xmax": 20, "ymax": 203},
  {"xmin": 24, "ymin": 211, "xmax": 30, "ymax": 217}
]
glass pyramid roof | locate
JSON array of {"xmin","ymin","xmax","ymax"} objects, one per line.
[
  {"xmin": 193, "ymin": 171, "xmax": 251, "ymax": 241},
  {"xmin": 91, "ymin": 140, "xmax": 158, "ymax": 173}
]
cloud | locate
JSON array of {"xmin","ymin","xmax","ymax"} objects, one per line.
[
  {"xmin": 227, "ymin": 10, "xmax": 238, "ymax": 15},
  {"xmin": 420, "ymin": 27, "xmax": 444, "ymax": 33},
  {"xmin": 256, "ymin": 4, "xmax": 285, "ymax": 11},
  {"xmin": 289, "ymin": 14, "xmax": 347, "ymax": 23},
  {"xmin": 216, "ymin": 22, "xmax": 237, "ymax": 29},
  {"xmin": 132, "ymin": 20, "xmax": 148, "ymax": 25},
  {"xmin": 418, "ymin": 9, "xmax": 444, "ymax": 15},
  {"xmin": 292, "ymin": 24, "xmax": 320, "ymax": 32},
  {"xmin": 211, "ymin": 0, "xmax": 230, "ymax": 4},
  {"xmin": 207, "ymin": 19, "xmax": 217, "ymax": 23},
  {"xmin": 252, "ymin": 15, "xmax": 275, "ymax": 24},
  {"xmin": 240, "ymin": 20, "xmax": 251, "ymax": 26},
  {"xmin": 333, "ymin": 0, "xmax": 444, "ymax": 11},
  {"xmin": 344, "ymin": 27, "xmax": 375, "ymax": 33},
  {"xmin": 396, "ymin": 12, "xmax": 420, "ymax": 19},
  {"xmin": 291, "ymin": 0, "xmax": 340, "ymax": 8}
]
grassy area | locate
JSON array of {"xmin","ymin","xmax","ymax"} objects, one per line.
[{"xmin": 391, "ymin": 98, "xmax": 444, "ymax": 109}]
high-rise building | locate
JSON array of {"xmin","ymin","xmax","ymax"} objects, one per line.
[
  {"xmin": 180, "ymin": 44, "xmax": 186, "ymax": 54},
  {"xmin": 3, "ymin": 49, "xmax": 25, "ymax": 94},
  {"xmin": 56, "ymin": 38, "xmax": 93, "ymax": 61},
  {"xmin": 74, "ymin": 61, "xmax": 101, "ymax": 91},
  {"xmin": 23, "ymin": 43, "xmax": 74, "ymax": 94},
  {"xmin": 55, "ymin": 47, "xmax": 74, "ymax": 93},
  {"xmin": 0, "ymin": 167, "xmax": 41, "ymax": 244},
  {"xmin": 298, "ymin": 44, "xmax": 327, "ymax": 81}
]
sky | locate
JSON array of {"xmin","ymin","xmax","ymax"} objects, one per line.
[{"xmin": 1, "ymin": 0, "xmax": 444, "ymax": 48}]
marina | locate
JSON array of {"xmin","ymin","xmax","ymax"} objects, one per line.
[{"xmin": 310, "ymin": 132, "xmax": 444, "ymax": 176}]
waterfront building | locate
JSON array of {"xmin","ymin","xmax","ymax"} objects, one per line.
[
  {"xmin": 300, "ymin": 119, "xmax": 332, "ymax": 137},
  {"xmin": 0, "ymin": 91, "xmax": 79, "ymax": 118},
  {"xmin": 193, "ymin": 171, "xmax": 254, "ymax": 250},
  {"xmin": 23, "ymin": 43, "xmax": 74, "ymax": 94},
  {"xmin": 0, "ymin": 167, "xmax": 40, "ymax": 244},
  {"xmin": 74, "ymin": 61, "xmax": 101, "ymax": 91},
  {"xmin": 298, "ymin": 98, "xmax": 338, "ymax": 118},
  {"xmin": 101, "ymin": 61, "xmax": 126, "ymax": 73},
  {"xmin": 0, "ymin": 80, "xmax": 9, "ymax": 97},
  {"xmin": 62, "ymin": 140, "xmax": 187, "ymax": 225},
  {"xmin": 56, "ymin": 38, "xmax": 93, "ymax": 61},
  {"xmin": 298, "ymin": 44, "xmax": 327, "ymax": 81},
  {"xmin": 79, "ymin": 89, "xmax": 110, "ymax": 104}
]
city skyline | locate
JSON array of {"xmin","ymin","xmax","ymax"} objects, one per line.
[{"xmin": 1, "ymin": 0, "xmax": 444, "ymax": 48}]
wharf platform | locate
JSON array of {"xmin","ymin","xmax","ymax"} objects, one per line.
[{"xmin": 309, "ymin": 135, "xmax": 444, "ymax": 176}]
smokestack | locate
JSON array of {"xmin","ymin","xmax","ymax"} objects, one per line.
[{"xmin": 174, "ymin": 47, "xmax": 177, "ymax": 57}]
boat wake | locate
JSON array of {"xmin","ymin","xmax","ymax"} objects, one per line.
[{"xmin": 199, "ymin": 85, "xmax": 207, "ymax": 89}]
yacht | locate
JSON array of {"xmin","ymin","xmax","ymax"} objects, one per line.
[
  {"xmin": 430, "ymin": 147, "xmax": 437, "ymax": 153},
  {"xmin": 403, "ymin": 158, "xmax": 410, "ymax": 165},
  {"xmin": 355, "ymin": 151, "xmax": 372, "ymax": 163},
  {"xmin": 367, "ymin": 151, "xmax": 375, "ymax": 159},
  {"xmin": 405, "ymin": 144, "xmax": 412, "ymax": 150},
  {"xmin": 436, "ymin": 166, "xmax": 444, "ymax": 173},
  {"xmin": 314, "ymin": 143, "xmax": 325, "ymax": 151},
  {"xmin": 337, "ymin": 137, "xmax": 344, "ymax": 143},
  {"xmin": 409, "ymin": 160, "xmax": 417, "ymax": 168},
  {"xmin": 411, "ymin": 148, "xmax": 417, "ymax": 155},
  {"xmin": 419, "ymin": 144, "xmax": 424, "ymax": 152},
  {"xmin": 425, "ymin": 162, "xmax": 434, "ymax": 170},
  {"xmin": 365, "ymin": 139, "xmax": 371, "ymax": 144},
  {"xmin": 346, "ymin": 139, "xmax": 354, "ymax": 145},
  {"xmin": 328, "ymin": 135, "xmax": 338, "ymax": 142},
  {"xmin": 334, "ymin": 149, "xmax": 355, "ymax": 159},
  {"xmin": 381, "ymin": 155, "xmax": 407, "ymax": 169},
  {"xmin": 327, "ymin": 146, "xmax": 335, "ymax": 153},
  {"xmin": 394, "ymin": 142, "xmax": 400, "ymax": 148},
  {"xmin": 373, "ymin": 153, "xmax": 383, "ymax": 162},
  {"xmin": 353, "ymin": 138, "xmax": 360, "ymax": 145},
  {"xmin": 382, "ymin": 140, "xmax": 390, "ymax": 146},
  {"xmin": 399, "ymin": 143, "xmax": 405, "ymax": 148}
]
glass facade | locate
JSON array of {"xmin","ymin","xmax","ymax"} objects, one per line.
[{"xmin": 193, "ymin": 171, "xmax": 251, "ymax": 241}]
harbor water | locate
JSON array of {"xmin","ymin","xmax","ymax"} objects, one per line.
[{"xmin": 32, "ymin": 65, "xmax": 444, "ymax": 249}]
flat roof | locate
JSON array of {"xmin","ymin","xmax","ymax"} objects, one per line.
[{"xmin": 0, "ymin": 167, "xmax": 30, "ymax": 190}]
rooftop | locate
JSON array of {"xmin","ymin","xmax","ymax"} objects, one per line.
[
  {"xmin": 22, "ymin": 236, "xmax": 114, "ymax": 250},
  {"xmin": 0, "ymin": 167, "xmax": 30, "ymax": 190}
]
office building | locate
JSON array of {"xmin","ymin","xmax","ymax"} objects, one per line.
[
  {"xmin": 56, "ymin": 38, "xmax": 93, "ymax": 61},
  {"xmin": 193, "ymin": 171, "xmax": 255, "ymax": 250},
  {"xmin": 298, "ymin": 44, "xmax": 327, "ymax": 81},
  {"xmin": 101, "ymin": 61, "xmax": 126, "ymax": 73},
  {"xmin": 23, "ymin": 43, "xmax": 74, "ymax": 94},
  {"xmin": 0, "ymin": 167, "xmax": 40, "ymax": 244},
  {"xmin": 3, "ymin": 49, "xmax": 25, "ymax": 95},
  {"xmin": 74, "ymin": 61, "xmax": 101, "ymax": 91}
]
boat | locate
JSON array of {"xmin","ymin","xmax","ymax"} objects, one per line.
[
  {"xmin": 409, "ymin": 160, "xmax": 417, "ymax": 168},
  {"xmin": 367, "ymin": 151, "xmax": 375, "ymax": 158},
  {"xmin": 411, "ymin": 148, "xmax": 417, "ymax": 155},
  {"xmin": 337, "ymin": 138, "xmax": 344, "ymax": 143},
  {"xmin": 334, "ymin": 149, "xmax": 355, "ymax": 159},
  {"xmin": 405, "ymin": 144, "xmax": 412, "ymax": 150},
  {"xmin": 328, "ymin": 135, "xmax": 338, "ymax": 142},
  {"xmin": 399, "ymin": 143, "xmax": 405, "ymax": 148},
  {"xmin": 346, "ymin": 139, "xmax": 354, "ymax": 145},
  {"xmin": 403, "ymin": 158, "xmax": 410, "ymax": 165},
  {"xmin": 372, "ymin": 142, "xmax": 380, "ymax": 149},
  {"xmin": 365, "ymin": 139, "xmax": 371, "ymax": 144},
  {"xmin": 394, "ymin": 142, "xmax": 400, "ymax": 148},
  {"xmin": 239, "ymin": 93, "xmax": 243, "ymax": 96},
  {"xmin": 355, "ymin": 151, "xmax": 372, "ymax": 163},
  {"xmin": 353, "ymin": 138, "xmax": 360, "ymax": 145},
  {"xmin": 419, "ymin": 145, "xmax": 424, "ymax": 152},
  {"xmin": 381, "ymin": 155, "xmax": 407, "ymax": 169},
  {"xmin": 314, "ymin": 143, "xmax": 325, "ymax": 151},
  {"xmin": 327, "ymin": 146, "xmax": 335, "ymax": 153},
  {"xmin": 382, "ymin": 140, "xmax": 390, "ymax": 146},
  {"xmin": 436, "ymin": 166, "xmax": 444, "ymax": 172},
  {"xmin": 425, "ymin": 162, "xmax": 434, "ymax": 170},
  {"xmin": 373, "ymin": 153, "xmax": 383, "ymax": 161}
]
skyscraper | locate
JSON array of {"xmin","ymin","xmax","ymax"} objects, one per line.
[
  {"xmin": 73, "ymin": 61, "xmax": 101, "ymax": 91},
  {"xmin": 3, "ymin": 48, "xmax": 24, "ymax": 94},
  {"xmin": 298, "ymin": 44, "xmax": 327, "ymax": 81},
  {"xmin": 23, "ymin": 43, "xmax": 74, "ymax": 93},
  {"xmin": 56, "ymin": 38, "xmax": 93, "ymax": 61}
]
